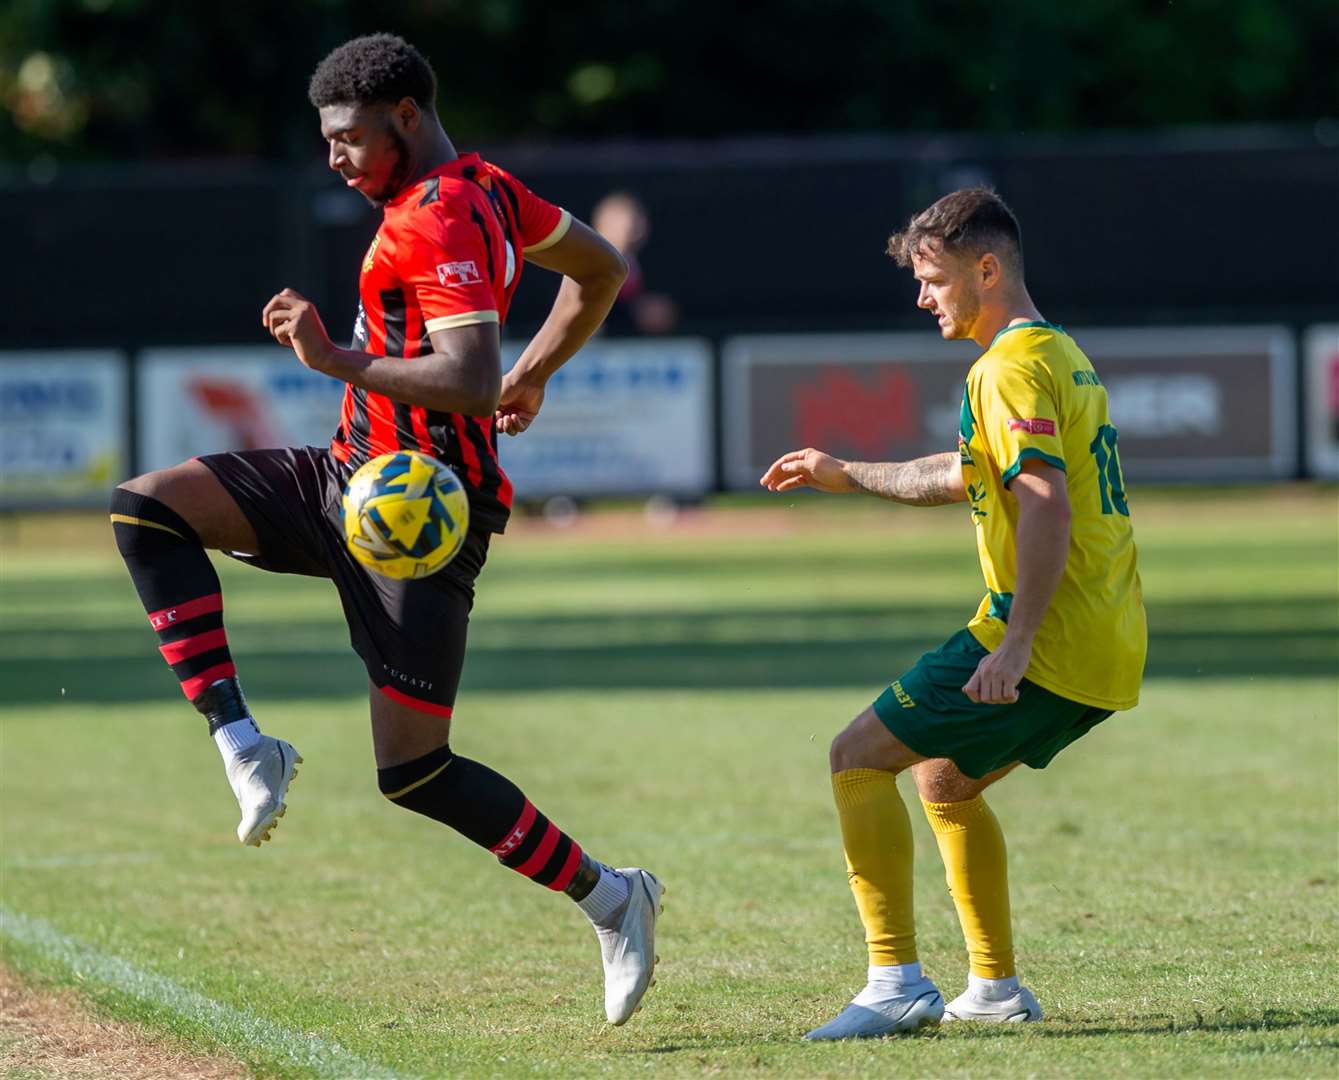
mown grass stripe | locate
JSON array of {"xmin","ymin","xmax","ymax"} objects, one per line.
[{"xmin": 0, "ymin": 906, "xmax": 399, "ymax": 1079}]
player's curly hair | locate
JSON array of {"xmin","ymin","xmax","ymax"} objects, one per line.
[
  {"xmin": 308, "ymin": 33, "xmax": 437, "ymax": 111},
  {"xmin": 887, "ymin": 187, "xmax": 1024, "ymax": 274}
]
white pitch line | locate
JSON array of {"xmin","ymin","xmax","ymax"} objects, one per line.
[{"xmin": 0, "ymin": 907, "xmax": 400, "ymax": 1080}]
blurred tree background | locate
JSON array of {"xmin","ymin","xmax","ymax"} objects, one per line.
[{"xmin": 3, "ymin": 0, "xmax": 1337, "ymax": 163}]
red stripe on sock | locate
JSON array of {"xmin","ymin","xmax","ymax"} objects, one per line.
[
  {"xmin": 158, "ymin": 627, "xmax": 229, "ymax": 665},
  {"xmin": 548, "ymin": 841, "xmax": 583, "ymax": 892},
  {"xmin": 490, "ymin": 800, "xmax": 538, "ymax": 858},
  {"xmin": 378, "ymin": 684, "xmax": 454, "ymax": 718},
  {"xmin": 180, "ymin": 661, "xmax": 237, "ymax": 701},
  {"xmin": 513, "ymin": 822, "xmax": 560, "ymax": 879},
  {"xmin": 147, "ymin": 593, "xmax": 222, "ymax": 632}
]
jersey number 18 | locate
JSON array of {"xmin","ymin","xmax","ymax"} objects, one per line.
[{"xmin": 1089, "ymin": 424, "xmax": 1129, "ymax": 516}]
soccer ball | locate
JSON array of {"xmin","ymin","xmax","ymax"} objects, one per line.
[{"xmin": 342, "ymin": 451, "xmax": 469, "ymax": 579}]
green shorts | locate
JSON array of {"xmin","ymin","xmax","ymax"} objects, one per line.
[{"xmin": 873, "ymin": 629, "xmax": 1113, "ymax": 780}]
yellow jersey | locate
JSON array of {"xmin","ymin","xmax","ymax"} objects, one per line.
[{"xmin": 958, "ymin": 321, "xmax": 1146, "ymax": 710}]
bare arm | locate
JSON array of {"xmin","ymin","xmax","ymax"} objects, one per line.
[
  {"xmin": 845, "ymin": 453, "xmax": 966, "ymax": 505},
  {"xmin": 760, "ymin": 448, "xmax": 966, "ymax": 505},
  {"xmin": 963, "ymin": 459, "xmax": 1071, "ymax": 703},
  {"xmin": 262, "ymin": 289, "xmax": 502, "ymax": 415},
  {"xmin": 495, "ymin": 220, "xmax": 628, "ymax": 435}
]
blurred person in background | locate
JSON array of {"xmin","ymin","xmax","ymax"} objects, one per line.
[
  {"xmin": 108, "ymin": 33, "xmax": 661, "ymax": 1028},
  {"xmin": 592, "ymin": 191, "xmax": 679, "ymax": 335},
  {"xmin": 763, "ymin": 188, "xmax": 1146, "ymax": 1041}
]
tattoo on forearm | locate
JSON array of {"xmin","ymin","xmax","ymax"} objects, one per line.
[{"xmin": 845, "ymin": 452, "xmax": 962, "ymax": 505}]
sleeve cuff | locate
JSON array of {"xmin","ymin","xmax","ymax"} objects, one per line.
[
  {"xmin": 522, "ymin": 209, "xmax": 572, "ymax": 253},
  {"xmin": 1000, "ymin": 448, "xmax": 1066, "ymax": 487},
  {"xmin": 424, "ymin": 310, "xmax": 500, "ymax": 333}
]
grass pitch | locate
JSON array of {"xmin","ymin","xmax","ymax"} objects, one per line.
[{"xmin": 2, "ymin": 487, "xmax": 1337, "ymax": 1078}]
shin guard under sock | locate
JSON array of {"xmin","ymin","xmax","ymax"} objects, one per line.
[
  {"xmin": 922, "ymin": 795, "xmax": 1016, "ymax": 979},
  {"xmin": 832, "ymin": 768, "xmax": 918, "ymax": 967},
  {"xmin": 378, "ymin": 745, "xmax": 601, "ymax": 897},
  {"xmin": 111, "ymin": 486, "xmax": 239, "ymax": 707}
]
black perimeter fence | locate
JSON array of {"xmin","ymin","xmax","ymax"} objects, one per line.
[{"xmin": 7, "ymin": 126, "xmax": 1337, "ymax": 352}]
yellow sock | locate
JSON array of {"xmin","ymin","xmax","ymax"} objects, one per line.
[
  {"xmin": 922, "ymin": 795, "xmax": 1015, "ymax": 979},
  {"xmin": 832, "ymin": 769, "xmax": 917, "ymax": 966}
]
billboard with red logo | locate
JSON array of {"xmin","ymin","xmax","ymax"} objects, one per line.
[
  {"xmin": 721, "ymin": 334, "xmax": 975, "ymax": 490},
  {"xmin": 137, "ymin": 347, "xmax": 345, "ymax": 472},
  {"xmin": 137, "ymin": 340, "xmax": 714, "ymax": 499},
  {"xmin": 1304, "ymin": 325, "xmax": 1339, "ymax": 479},
  {"xmin": 722, "ymin": 327, "xmax": 1297, "ymax": 489}
]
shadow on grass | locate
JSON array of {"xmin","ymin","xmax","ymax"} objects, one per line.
[
  {"xmin": 934, "ymin": 1007, "xmax": 1339, "ymax": 1039},
  {"xmin": 0, "ymin": 594, "xmax": 1334, "ymax": 707},
  {"xmin": 630, "ymin": 1009, "xmax": 1339, "ymax": 1054}
]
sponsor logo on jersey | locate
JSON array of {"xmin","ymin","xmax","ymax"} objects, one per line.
[
  {"xmin": 362, "ymin": 233, "xmax": 381, "ymax": 274},
  {"xmin": 1007, "ymin": 417, "xmax": 1056, "ymax": 435},
  {"xmin": 351, "ymin": 301, "xmax": 367, "ymax": 348},
  {"xmin": 436, "ymin": 260, "xmax": 482, "ymax": 287}
]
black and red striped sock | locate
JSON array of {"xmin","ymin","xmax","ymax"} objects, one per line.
[
  {"xmin": 378, "ymin": 745, "xmax": 602, "ymax": 899},
  {"xmin": 110, "ymin": 487, "xmax": 242, "ymax": 721}
]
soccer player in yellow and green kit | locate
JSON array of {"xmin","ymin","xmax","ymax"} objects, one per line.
[{"xmin": 761, "ymin": 187, "xmax": 1146, "ymax": 1040}]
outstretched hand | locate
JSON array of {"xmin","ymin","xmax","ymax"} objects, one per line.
[
  {"xmin": 759, "ymin": 448, "xmax": 854, "ymax": 494},
  {"xmin": 496, "ymin": 372, "xmax": 544, "ymax": 436}
]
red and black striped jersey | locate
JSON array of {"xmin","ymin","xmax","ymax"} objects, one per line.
[{"xmin": 331, "ymin": 153, "xmax": 571, "ymax": 533}]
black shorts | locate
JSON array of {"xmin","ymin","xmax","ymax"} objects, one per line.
[{"xmin": 198, "ymin": 446, "xmax": 489, "ymax": 717}]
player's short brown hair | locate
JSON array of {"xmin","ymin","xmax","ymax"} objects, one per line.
[
  {"xmin": 308, "ymin": 33, "xmax": 437, "ymax": 111},
  {"xmin": 887, "ymin": 187, "xmax": 1024, "ymax": 274}
]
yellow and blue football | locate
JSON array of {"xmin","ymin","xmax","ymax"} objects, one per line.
[{"xmin": 342, "ymin": 451, "xmax": 469, "ymax": 580}]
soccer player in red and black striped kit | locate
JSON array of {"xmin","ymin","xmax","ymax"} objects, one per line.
[{"xmin": 109, "ymin": 34, "xmax": 661, "ymax": 1026}]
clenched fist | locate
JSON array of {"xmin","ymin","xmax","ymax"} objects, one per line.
[{"xmin": 262, "ymin": 288, "xmax": 335, "ymax": 373}]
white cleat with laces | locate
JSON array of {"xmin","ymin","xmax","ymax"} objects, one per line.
[
  {"xmin": 596, "ymin": 868, "xmax": 663, "ymax": 1025},
  {"xmin": 943, "ymin": 980, "xmax": 1043, "ymax": 1023},
  {"xmin": 224, "ymin": 735, "xmax": 301, "ymax": 847},
  {"xmin": 804, "ymin": 976, "xmax": 945, "ymax": 1040}
]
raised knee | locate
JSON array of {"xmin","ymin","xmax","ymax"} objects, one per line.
[
  {"xmin": 918, "ymin": 777, "xmax": 963, "ymax": 804},
  {"xmin": 829, "ymin": 724, "xmax": 868, "ymax": 773},
  {"xmin": 915, "ymin": 762, "xmax": 986, "ymax": 804},
  {"xmin": 376, "ymin": 744, "xmax": 453, "ymax": 806},
  {"xmin": 115, "ymin": 470, "xmax": 169, "ymax": 504}
]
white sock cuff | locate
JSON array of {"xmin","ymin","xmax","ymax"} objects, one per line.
[
  {"xmin": 213, "ymin": 717, "xmax": 261, "ymax": 756},
  {"xmin": 867, "ymin": 961, "xmax": 922, "ymax": 987},
  {"xmin": 575, "ymin": 865, "xmax": 631, "ymax": 928},
  {"xmin": 968, "ymin": 972, "xmax": 1021, "ymax": 995}
]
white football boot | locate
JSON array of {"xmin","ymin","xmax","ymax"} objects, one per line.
[
  {"xmin": 224, "ymin": 736, "xmax": 302, "ymax": 846},
  {"xmin": 595, "ymin": 868, "xmax": 663, "ymax": 1025},
  {"xmin": 943, "ymin": 979, "xmax": 1043, "ymax": 1023},
  {"xmin": 804, "ymin": 977, "xmax": 945, "ymax": 1040}
]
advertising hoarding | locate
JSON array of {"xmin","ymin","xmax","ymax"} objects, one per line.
[
  {"xmin": 723, "ymin": 326, "xmax": 1296, "ymax": 487},
  {"xmin": 0, "ymin": 352, "xmax": 129, "ymax": 508},
  {"xmin": 137, "ymin": 340, "xmax": 714, "ymax": 499},
  {"xmin": 499, "ymin": 338, "xmax": 714, "ymax": 498},
  {"xmin": 137, "ymin": 347, "xmax": 345, "ymax": 471},
  {"xmin": 1303, "ymin": 325, "xmax": 1339, "ymax": 479}
]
